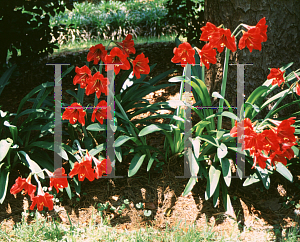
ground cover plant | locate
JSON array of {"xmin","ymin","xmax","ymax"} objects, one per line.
[
  {"xmin": 49, "ymin": 0, "xmax": 172, "ymax": 45},
  {"xmin": 0, "ymin": 8, "xmax": 300, "ymax": 241}
]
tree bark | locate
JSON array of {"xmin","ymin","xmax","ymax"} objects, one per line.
[{"xmin": 204, "ymin": 0, "xmax": 300, "ymax": 119}]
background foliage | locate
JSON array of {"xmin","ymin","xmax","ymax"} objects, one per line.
[
  {"xmin": 0, "ymin": 0, "xmax": 74, "ymax": 69},
  {"xmin": 165, "ymin": 0, "xmax": 205, "ymax": 46}
]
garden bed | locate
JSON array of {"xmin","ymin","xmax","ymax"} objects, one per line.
[{"xmin": 0, "ymin": 41, "xmax": 300, "ymax": 241}]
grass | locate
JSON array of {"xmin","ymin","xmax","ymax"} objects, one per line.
[
  {"xmin": 51, "ymin": 33, "xmax": 184, "ymax": 55},
  {"xmin": 6, "ymin": 33, "xmax": 186, "ymax": 62},
  {"xmin": 1, "ymin": 209, "xmax": 299, "ymax": 241},
  {"xmin": 0, "ymin": 210, "xmax": 238, "ymax": 242},
  {"xmin": 50, "ymin": 0, "xmax": 171, "ymax": 42}
]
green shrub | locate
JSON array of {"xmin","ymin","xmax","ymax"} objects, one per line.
[{"xmin": 50, "ymin": 0, "xmax": 172, "ymax": 44}]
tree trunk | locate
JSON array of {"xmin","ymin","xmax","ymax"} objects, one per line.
[{"xmin": 204, "ymin": 0, "xmax": 300, "ymax": 119}]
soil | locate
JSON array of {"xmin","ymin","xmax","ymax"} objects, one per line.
[{"xmin": 0, "ymin": 41, "xmax": 300, "ymax": 241}]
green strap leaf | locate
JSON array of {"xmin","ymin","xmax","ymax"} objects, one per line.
[
  {"xmin": 212, "ymin": 183, "xmax": 220, "ymax": 208},
  {"xmin": 244, "ymin": 86, "xmax": 269, "ymax": 119},
  {"xmin": 205, "ymin": 111, "xmax": 239, "ymax": 122},
  {"xmin": 221, "ymin": 158, "xmax": 231, "ymax": 187},
  {"xmin": 115, "ymin": 147, "xmax": 122, "ymax": 163},
  {"xmin": 16, "ymin": 82, "xmax": 54, "ymax": 115},
  {"xmin": 0, "ymin": 139, "xmax": 13, "ymax": 162},
  {"xmin": 198, "ymin": 135, "xmax": 219, "ymax": 147},
  {"xmin": 182, "ymin": 177, "xmax": 197, "ymax": 196},
  {"xmin": 205, "ymin": 164, "xmax": 221, "ymax": 200},
  {"xmin": 19, "ymin": 151, "xmax": 44, "ymax": 179},
  {"xmin": 65, "ymin": 182, "xmax": 72, "ymax": 200},
  {"xmin": 14, "ymin": 109, "xmax": 44, "ymax": 119},
  {"xmin": 275, "ymin": 162, "xmax": 293, "ymax": 182},
  {"xmin": 168, "ymin": 76, "xmax": 185, "ymax": 82},
  {"xmin": 114, "ymin": 135, "xmax": 134, "ymax": 147},
  {"xmin": 0, "ymin": 65, "xmax": 17, "ymax": 97},
  {"xmin": 27, "ymin": 141, "xmax": 68, "ymax": 160},
  {"xmin": 128, "ymin": 154, "xmax": 146, "ymax": 177},
  {"xmin": 139, "ymin": 124, "xmax": 173, "ymax": 137},
  {"xmin": 217, "ymin": 143, "xmax": 228, "ymax": 159},
  {"xmin": 192, "ymin": 137, "xmax": 201, "ymax": 159},
  {"xmin": 4, "ymin": 121, "xmax": 18, "ymax": 144},
  {"xmin": 88, "ymin": 143, "xmax": 105, "ymax": 157},
  {"xmin": 255, "ymin": 166, "xmax": 270, "ymax": 190},
  {"xmin": 243, "ymin": 173, "xmax": 260, "ymax": 186},
  {"xmin": 147, "ymin": 152, "xmax": 158, "ymax": 172},
  {"xmin": 221, "ymin": 181, "xmax": 235, "ymax": 218},
  {"xmin": 0, "ymin": 168, "xmax": 10, "ymax": 204}
]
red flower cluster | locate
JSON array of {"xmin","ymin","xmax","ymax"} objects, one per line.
[
  {"xmin": 295, "ymin": 72, "xmax": 300, "ymax": 96},
  {"xmin": 10, "ymin": 168, "xmax": 69, "ymax": 211},
  {"xmin": 197, "ymin": 22, "xmax": 236, "ymax": 69},
  {"xmin": 62, "ymin": 102, "xmax": 86, "ymax": 126},
  {"xmin": 200, "ymin": 23, "xmax": 237, "ymax": 53},
  {"xmin": 267, "ymin": 68, "xmax": 300, "ymax": 97},
  {"xmin": 69, "ymin": 151, "xmax": 112, "ymax": 182},
  {"xmin": 92, "ymin": 100, "xmax": 112, "ymax": 124},
  {"xmin": 171, "ymin": 21, "xmax": 237, "ymax": 69},
  {"xmin": 65, "ymin": 34, "xmax": 151, "ymax": 126},
  {"xmin": 115, "ymin": 34, "xmax": 136, "ymax": 57},
  {"xmin": 239, "ymin": 17, "xmax": 268, "ymax": 53},
  {"xmin": 170, "ymin": 18, "xmax": 267, "ymax": 69},
  {"xmin": 196, "ymin": 44, "xmax": 217, "ymax": 69},
  {"xmin": 267, "ymin": 68, "xmax": 286, "ymax": 87},
  {"xmin": 10, "ymin": 152, "xmax": 112, "ymax": 211},
  {"xmin": 230, "ymin": 117, "xmax": 297, "ymax": 169},
  {"xmin": 171, "ymin": 42, "xmax": 196, "ymax": 67},
  {"xmin": 86, "ymin": 34, "xmax": 149, "ymax": 77}
]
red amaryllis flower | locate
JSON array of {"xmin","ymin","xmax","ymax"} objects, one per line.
[
  {"xmin": 258, "ymin": 129, "xmax": 280, "ymax": 155},
  {"xmin": 47, "ymin": 167, "xmax": 68, "ymax": 193},
  {"xmin": 200, "ymin": 22, "xmax": 220, "ymax": 41},
  {"xmin": 272, "ymin": 118, "xmax": 296, "ymax": 143},
  {"xmin": 62, "ymin": 103, "xmax": 86, "ymax": 126},
  {"xmin": 280, "ymin": 141, "xmax": 297, "ymax": 152},
  {"xmin": 87, "ymin": 43, "xmax": 107, "ymax": 65},
  {"xmin": 69, "ymin": 152, "xmax": 95, "ymax": 182},
  {"xmin": 30, "ymin": 185, "xmax": 54, "ymax": 211},
  {"xmin": 230, "ymin": 118, "xmax": 258, "ymax": 154},
  {"xmin": 10, "ymin": 176, "xmax": 36, "ymax": 199},
  {"xmin": 171, "ymin": 42, "xmax": 195, "ymax": 67},
  {"xmin": 269, "ymin": 149, "xmax": 289, "ymax": 166},
  {"xmin": 196, "ymin": 44, "xmax": 217, "ymax": 69},
  {"xmin": 296, "ymin": 82, "xmax": 300, "ymax": 96},
  {"xmin": 238, "ymin": 27, "xmax": 263, "ymax": 52},
  {"xmin": 269, "ymin": 117, "xmax": 296, "ymax": 127},
  {"xmin": 73, "ymin": 65, "xmax": 92, "ymax": 89},
  {"xmin": 252, "ymin": 151, "xmax": 269, "ymax": 169},
  {"xmin": 105, "ymin": 47, "xmax": 131, "ymax": 75},
  {"xmin": 92, "ymin": 100, "xmax": 112, "ymax": 124},
  {"xmin": 294, "ymin": 72, "xmax": 300, "ymax": 96},
  {"xmin": 132, "ymin": 53, "xmax": 150, "ymax": 79},
  {"xmin": 267, "ymin": 68, "xmax": 286, "ymax": 87},
  {"xmin": 85, "ymin": 72, "xmax": 109, "ymax": 98},
  {"xmin": 281, "ymin": 147, "xmax": 295, "ymax": 160},
  {"xmin": 230, "ymin": 118, "xmax": 255, "ymax": 137},
  {"xmin": 115, "ymin": 34, "xmax": 136, "ymax": 57},
  {"xmin": 209, "ymin": 28, "xmax": 237, "ymax": 53},
  {"xmin": 255, "ymin": 17, "xmax": 268, "ymax": 42},
  {"xmin": 93, "ymin": 157, "xmax": 112, "ymax": 179},
  {"xmin": 242, "ymin": 17, "xmax": 268, "ymax": 42}
]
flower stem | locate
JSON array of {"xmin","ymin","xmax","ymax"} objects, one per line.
[
  {"xmin": 217, "ymin": 48, "xmax": 230, "ymax": 130},
  {"xmin": 232, "ymin": 23, "xmax": 244, "ymax": 36}
]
